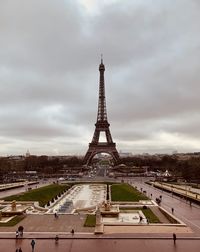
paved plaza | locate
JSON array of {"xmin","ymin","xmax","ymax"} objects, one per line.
[
  {"xmin": 0, "ymin": 214, "xmax": 192, "ymax": 237},
  {"xmin": 0, "ymin": 179, "xmax": 200, "ymax": 251},
  {"xmin": 0, "ymin": 238, "xmax": 200, "ymax": 252}
]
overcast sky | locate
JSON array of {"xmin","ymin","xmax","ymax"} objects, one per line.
[{"xmin": 0, "ymin": 0, "xmax": 200, "ymax": 156}]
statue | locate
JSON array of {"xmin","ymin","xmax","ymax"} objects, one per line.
[
  {"xmin": 96, "ymin": 206, "xmax": 102, "ymax": 226},
  {"xmin": 11, "ymin": 200, "xmax": 16, "ymax": 211},
  {"xmin": 105, "ymin": 200, "xmax": 111, "ymax": 211}
]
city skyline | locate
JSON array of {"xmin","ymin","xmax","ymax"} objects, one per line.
[{"xmin": 0, "ymin": 0, "xmax": 200, "ymax": 156}]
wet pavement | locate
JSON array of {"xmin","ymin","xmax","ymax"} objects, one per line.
[
  {"xmin": 1, "ymin": 237, "xmax": 200, "ymax": 252},
  {"xmin": 129, "ymin": 178, "xmax": 200, "ymax": 235},
  {"xmin": 0, "ymin": 180, "xmax": 51, "ymax": 198}
]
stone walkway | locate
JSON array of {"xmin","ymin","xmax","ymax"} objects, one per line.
[
  {"xmin": 0, "ymin": 214, "xmax": 94, "ymax": 233},
  {"xmin": 0, "ymin": 214, "xmax": 193, "ymax": 238},
  {"xmin": 149, "ymin": 206, "xmax": 170, "ymax": 223},
  {"xmin": 104, "ymin": 225, "xmax": 193, "ymax": 234}
]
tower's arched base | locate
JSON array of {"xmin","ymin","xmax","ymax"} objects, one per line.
[{"xmin": 83, "ymin": 143, "xmax": 120, "ymax": 166}]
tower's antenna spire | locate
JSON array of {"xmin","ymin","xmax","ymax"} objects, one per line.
[{"xmin": 101, "ymin": 54, "xmax": 103, "ymax": 64}]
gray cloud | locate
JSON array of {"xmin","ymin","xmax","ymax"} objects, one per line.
[{"xmin": 0, "ymin": 0, "xmax": 200, "ymax": 155}]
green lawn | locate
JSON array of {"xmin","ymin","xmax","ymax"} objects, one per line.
[
  {"xmin": 111, "ymin": 183, "xmax": 149, "ymax": 202},
  {"xmin": 84, "ymin": 214, "xmax": 96, "ymax": 227},
  {"xmin": 142, "ymin": 208, "xmax": 160, "ymax": 223},
  {"xmin": 0, "ymin": 215, "xmax": 25, "ymax": 227},
  {"xmin": 2, "ymin": 184, "xmax": 70, "ymax": 207}
]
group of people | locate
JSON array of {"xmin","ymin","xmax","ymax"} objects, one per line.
[{"xmin": 15, "ymin": 225, "xmax": 35, "ymax": 252}]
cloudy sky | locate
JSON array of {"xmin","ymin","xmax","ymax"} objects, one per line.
[{"xmin": 0, "ymin": 0, "xmax": 200, "ymax": 156}]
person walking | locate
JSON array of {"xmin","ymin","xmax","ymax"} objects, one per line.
[
  {"xmin": 173, "ymin": 233, "xmax": 177, "ymax": 244},
  {"xmin": 19, "ymin": 247, "xmax": 22, "ymax": 252},
  {"xmin": 18, "ymin": 226, "xmax": 24, "ymax": 237},
  {"xmin": 71, "ymin": 229, "xmax": 74, "ymax": 235},
  {"xmin": 15, "ymin": 248, "xmax": 19, "ymax": 252},
  {"xmin": 171, "ymin": 208, "xmax": 174, "ymax": 214},
  {"xmin": 31, "ymin": 239, "xmax": 35, "ymax": 252}
]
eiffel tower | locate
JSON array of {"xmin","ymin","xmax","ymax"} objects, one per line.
[{"xmin": 83, "ymin": 58, "xmax": 120, "ymax": 165}]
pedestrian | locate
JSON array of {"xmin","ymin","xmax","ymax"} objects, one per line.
[
  {"xmin": 19, "ymin": 247, "xmax": 22, "ymax": 252},
  {"xmin": 55, "ymin": 235, "xmax": 59, "ymax": 244},
  {"xmin": 15, "ymin": 248, "xmax": 19, "ymax": 252},
  {"xmin": 71, "ymin": 229, "xmax": 74, "ymax": 235},
  {"xmin": 171, "ymin": 208, "xmax": 174, "ymax": 214},
  {"xmin": 18, "ymin": 226, "xmax": 24, "ymax": 237},
  {"xmin": 16, "ymin": 230, "xmax": 19, "ymax": 239},
  {"xmin": 173, "ymin": 233, "xmax": 176, "ymax": 244},
  {"xmin": 31, "ymin": 239, "xmax": 35, "ymax": 252}
]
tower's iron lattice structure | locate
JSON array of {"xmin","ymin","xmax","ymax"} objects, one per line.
[{"xmin": 83, "ymin": 59, "xmax": 120, "ymax": 165}]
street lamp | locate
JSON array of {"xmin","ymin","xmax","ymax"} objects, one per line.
[{"xmin": 171, "ymin": 185, "xmax": 173, "ymax": 198}]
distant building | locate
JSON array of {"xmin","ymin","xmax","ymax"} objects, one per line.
[
  {"xmin": 26, "ymin": 150, "xmax": 30, "ymax": 157},
  {"xmin": 119, "ymin": 150, "xmax": 133, "ymax": 157}
]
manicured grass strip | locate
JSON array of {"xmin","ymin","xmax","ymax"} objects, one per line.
[
  {"xmin": 84, "ymin": 214, "xmax": 96, "ymax": 227},
  {"xmin": 2, "ymin": 184, "xmax": 70, "ymax": 207},
  {"xmin": 0, "ymin": 215, "xmax": 25, "ymax": 227},
  {"xmin": 142, "ymin": 208, "xmax": 160, "ymax": 223},
  {"xmin": 111, "ymin": 183, "xmax": 149, "ymax": 202}
]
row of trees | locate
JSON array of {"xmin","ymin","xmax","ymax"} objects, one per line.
[
  {"xmin": 1, "ymin": 154, "xmax": 200, "ymax": 181},
  {"xmin": 120, "ymin": 155, "xmax": 200, "ymax": 181},
  {"xmin": 0, "ymin": 155, "xmax": 83, "ymax": 174}
]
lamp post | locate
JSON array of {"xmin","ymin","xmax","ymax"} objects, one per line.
[
  {"xmin": 185, "ymin": 184, "xmax": 188, "ymax": 202},
  {"xmin": 171, "ymin": 185, "xmax": 173, "ymax": 198}
]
